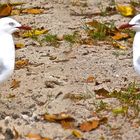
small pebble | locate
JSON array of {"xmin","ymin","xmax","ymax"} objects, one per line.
[{"xmin": 57, "ymin": 34, "xmax": 64, "ymax": 41}]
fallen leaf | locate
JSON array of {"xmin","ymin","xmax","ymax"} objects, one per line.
[
  {"xmin": 0, "ymin": 4, "xmax": 12, "ymax": 17},
  {"xmin": 112, "ymin": 106, "xmax": 127, "ymax": 115},
  {"xmin": 63, "ymin": 93, "xmax": 87, "ymax": 102},
  {"xmin": 94, "ymin": 88, "xmax": 109, "ymax": 98},
  {"xmin": 80, "ymin": 119, "xmax": 99, "ymax": 132},
  {"xmin": 116, "ymin": 4, "xmax": 135, "ymax": 17},
  {"xmin": 99, "ymin": 117, "xmax": 108, "ymax": 125},
  {"xmin": 22, "ymin": 8, "xmax": 43, "ymax": 14},
  {"xmin": 43, "ymin": 112, "xmax": 75, "ymax": 122},
  {"xmin": 72, "ymin": 129, "xmax": 83, "ymax": 138},
  {"xmin": 10, "ymin": 79, "xmax": 20, "ymax": 89},
  {"xmin": 112, "ymin": 32, "xmax": 129, "ymax": 40},
  {"xmin": 21, "ymin": 29, "xmax": 49, "ymax": 37},
  {"xmin": 112, "ymin": 41, "xmax": 126, "ymax": 50},
  {"xmin": 86, "ymin": 20, "xmax": 118, "ymax": 40},
  {"xmin": 43, "ymin": 112, "xmax": 75, "ymax": 129},
  {"xmin": 6, "ymin": 94, "xmax": 16, "ymax": 98},
  {"xmin": 61, "ymin": 120, "xmax": 75, "ymax": 129},
  {"xmin": 15, "ymin": 43, "xmax": 25, "ymax": 49},
  {"xmin": 15, "ymin": 59, "xmax": 29, "ymax": 69},
  {"xmin": 13, "ymin": 127, "xmax": 19, "ymax": 139},
  {"xmin": 26, "ymin": 133, "xmax": 42, "ymax": 139},
  {"xmin": 11, "ymin": 9, "xmax": 21, "ymax": 15},
  {"xmin": 86, "ymin": 75, "xmax": 95, "ymax": 83}
]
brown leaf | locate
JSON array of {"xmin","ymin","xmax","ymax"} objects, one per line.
[
  {"xmin": 15, "ymin": 59, "xmax": 29, "ymax": 69},
  {"xmin": 86, "ymin": 75, "xmax": 95, "ymax": 83},
  {"xmin": 22, "ymin": 8, "xmax": 43, "ymax": 14},
  {"xmin": 0, "ymin": 4, "xmax": 12, "ymax": 17},
  {"xmin": 13, "ymin": 127, "xmax": 19, "ymax": 139},
  {"xmin": 80, "ymin": 119, "xmax": 99, "ymax": 132},
  {"xmin": 43, "ymin": 112, "xmax": 75, "ymax": 129},
  {"xmin": 94, "ymin": 88, "xmax": 109, "ymax": 98},
  {"xmin": 10, "ymin": 79, "xmax": 20, "ymax": 89},
  {"xmin": 61, "ymin": 120, "xmax": 75, "ymax": 129}
]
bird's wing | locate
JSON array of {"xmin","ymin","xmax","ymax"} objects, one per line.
[
  {"xmin": 137, "ymin": 56, "xmax": 140, "ymax": 65},
  {"xmin": 0, "ymin": 59, "xmax": 6, "ymax": 74}
]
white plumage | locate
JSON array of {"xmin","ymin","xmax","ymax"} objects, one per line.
[
  {"xmin": 120, "ymin": 14, "xmax": 140, "ymax": 75},
  {"xmin": 0, "ymin": 17, "xmax": 30, "ymax": 83}
]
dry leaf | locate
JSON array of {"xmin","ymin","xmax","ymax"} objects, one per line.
[
  {"xmin": 43, "ymin": 112, "xmax": 75, "ymax": 129},
  {"xmin": 112, "ymin": 32, "xmax": 129, "ymax": 40},
  {"xmin": 61, "ymin": 120, "xmax": 75, "ymax": 129},
  {"xmin": 86, "ymin": 75, "xmax": 95, "ymax": 83},
  {"xmin": 116, "ymin": 4, "xmax": 135, "ymax": 17},
  {"xmin": 80, "ymin": 119, "xmax": 99, "ymax": 132},
  {"xmin": 112, "ymin": 106, "xmax": 127, "ymax": 115},
  {"xmin": 10, "ymin": 79, "xmax": 20, "ymax": 89},
  {"xmin": 72, "ymin": 129, "xmax": 83, "ymax": 138},
  {"xmin": 7, "ymin": 94, "xmax": 16, "ymax": 98},
  {"xmin": 13, "ymin": 127, "xmax": 19, "ymax": 139},
  {"xmin": 43, "ymin": 112, "xmax": 75, "ymax": 122},
  {"xmin": 15, "ymin": 59, "xmax": 29, "ymax": 69},
  {"xmin": 26, "ymin": 133, "xmax": 42, "ymax": 139},
  {"xmin": 11, "ymin": 9, "xmax": 21, "ymax": 15},
  {"xmin": 94, "ymin": 88, "xmax": 109, "ymax": 98},
  {"xmin": 15, "ymin": 43, "xmax": 25, "ymax": 49},
  {"xmin": 99, "ymin": 117, "xmax": 108, "ymax": 125},
  {"xmin": 63, "ymin": 93, "xmax": 86, "ymax": 102},
  {"xmin": 0, "ymin": 4, "xmax": 12, "ymax": 17},
  {"xmin": 21, "ymin": 29, "xmax": 49, "ymax": 37},
  {"xmin": 112, "ymin": 41, "xmax": 126, "ymax": 50},
  {"xmin": 22, "ymin": 8, "xmax": 43, "ymax": 14},
  {"xmin": 26, "ymin": 133, "xmax": 52, "ymax": 140}
]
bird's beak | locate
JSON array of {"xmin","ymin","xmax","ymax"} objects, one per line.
[
  {"xmin": 16, "ymin": 25, "xmax": 31, "ymax": 30},
  {"xmin": 119, "ymin": 23, "xmax": 135, "ymax": 29}
]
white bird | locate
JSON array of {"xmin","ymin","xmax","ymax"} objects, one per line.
[
  {"xmin": 119, "ymin": 14, "xmax": 140, "ymax": 75},
  {"xmin": 0, "ymin": 17, "xmax": 31, "ymax": 84}
]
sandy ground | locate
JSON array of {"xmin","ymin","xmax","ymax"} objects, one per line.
[{"xmin": 0, "ymin": 0, "xmax": 140, "ymax": 139}]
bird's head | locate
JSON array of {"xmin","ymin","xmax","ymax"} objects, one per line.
[
  {"xmin": 0, "ymin": 17, "xmax": 31, "ymax": 34},
  {"xmin": 119, "ymin": 14, "xmax": 140, "ymax": 32}
]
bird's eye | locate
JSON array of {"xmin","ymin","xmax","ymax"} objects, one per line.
[{"xmin": 9, "ymin": 22, "xmax": 15, "ymax": 26}]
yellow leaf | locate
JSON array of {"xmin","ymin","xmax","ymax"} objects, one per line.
[
  {"xmin": 11, "ymin": 9, "xmax": 21, "ymax": 15},
  {"xmin": 112, "ymin": 32, "xmax": 129, "ymax": 40},
  {"xmin": 15, "ymin": 43, "xmax": 25, "ymax": 49},
  {"xmin": 72, "ymin": 129, "xmax": 83, "ymax": 138},
  {"xmin": 15, "ymin": 59, "xmax": 29, "ymax": 69},
  {"xmin": 116, "ymin": 4, "xmax": 135, "ymax": 17},
  {"xmin": 0, "ymin": 4, "xmax": 12, "ymax": 17},
  {"xmin": 11, "ymin": 79, "xmax": 20, "ymax": 89},
  {"xmin": 21, "ymin": 29, "xmax": 49, "ymax": 37},
  {"xmin": 10, "ymin": 2, "xmax": 26, "ymax": 6},
  {"xmin": 112, "ymin": 41, "xmax": 126, "ymax": 50},
  {"xmin": 22, "ymin": 8, "xmax": 43, "ymax": 14}
]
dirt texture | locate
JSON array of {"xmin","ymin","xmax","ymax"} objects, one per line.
[{"xmin": 0, "ymin": 0, "xmax": 140, "ymax": 140}]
